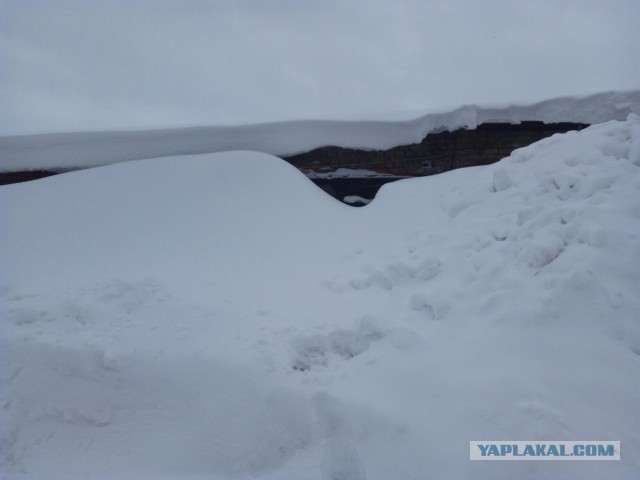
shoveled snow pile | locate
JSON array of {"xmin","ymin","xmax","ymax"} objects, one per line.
[
  {"xmin": 1, "ymin": 115, "xmax": 640, "ymax": 479},
  {"xmin": 1, "ymin": 90, "xmax": 639, "ymax": 173}
]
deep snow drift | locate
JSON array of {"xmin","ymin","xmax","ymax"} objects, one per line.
[
  {"xmin": 1, "ymin": 115, "xmax": 640, "ymax": 479},
  {"xmin": 1, "ymin": 90, "xmax": 639, "ymax": 173}
]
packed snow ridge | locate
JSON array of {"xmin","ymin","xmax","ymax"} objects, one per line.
[
  {"xmin": 1, "ymin": 112, "xmax": 639, "ymax": 479},
  {"xmin": 0, "ymin": 90, "xmax": 639, "ymax": 173}
]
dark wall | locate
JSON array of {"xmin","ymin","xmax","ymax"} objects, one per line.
[
  {"xmin": 284, "ymin": 122, "xmax": 588, "ymax": 177},
  {"xmin": 0, "ymin": 170, "xmax": 58, "ymax": 186}
]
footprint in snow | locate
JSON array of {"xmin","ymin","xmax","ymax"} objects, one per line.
[{"xmin": 291, "ymin": 317, "xmax": 384, "ymax": 371}]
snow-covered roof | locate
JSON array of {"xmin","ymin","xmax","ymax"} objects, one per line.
[{"xmin": 0, "ymin": 90, "xmax": 638, "ymax": 173}]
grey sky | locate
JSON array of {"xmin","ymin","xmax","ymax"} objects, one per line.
[{"xmin": 1, "ymin": 0, "xmax": 639, "ymax": 135}]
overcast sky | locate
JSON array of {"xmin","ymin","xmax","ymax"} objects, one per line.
[{"xmin": 1, "ymin": 0, "xmax": 639, "ymax": 135}]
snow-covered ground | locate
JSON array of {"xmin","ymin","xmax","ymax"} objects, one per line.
[
  {"xmin": 1, "ymin": 90, "xmax": 639, "ymax": 173},
  {"xmin": 1, "ymin": 114, "xmax": 640, "ymax": 479}
]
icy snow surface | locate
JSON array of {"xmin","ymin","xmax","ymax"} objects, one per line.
[
  {"xmin": 1, "ymin": 90, "xmax": 639, "ymax": 173},
  {"xmin": 1, "ymin": 115, "xmax": 640, "ymax": 479}
]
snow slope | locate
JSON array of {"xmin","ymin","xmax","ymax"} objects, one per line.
[
  {"xmin": 1, "ymin": 115, "xmax": 640, "ymax": 479},
  {"xmin": 1, "ymin": 90, "xmax": 639, "ymax": 173}
]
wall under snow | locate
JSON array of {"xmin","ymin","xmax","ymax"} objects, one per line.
[{"xmin": 286, "ymin": 121, "xmax": 588, "ymax": 177}]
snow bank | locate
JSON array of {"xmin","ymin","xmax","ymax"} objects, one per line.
[
  {"xmin": 1, "ymin": 90, "xmax": 638, "ymax": 173},
  {"xmin": 1, "ymin": 115, "xmax": 640, "ymax": 479}
]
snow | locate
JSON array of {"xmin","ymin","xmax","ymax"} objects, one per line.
[
  {"xmin": 1, "ymin": 114, "xmax": 640, "ymax": 479},
  {"xmin": 1, "ymin": 90, "xmax": 639, "ymax": 173}
]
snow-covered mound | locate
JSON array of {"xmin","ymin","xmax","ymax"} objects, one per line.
[
  {"xmin": 1, "ymin": 115, "xmax": 640, "ymax": 479},
  {"xmin": 1, "ymin": 90, "xmax": 639, "ymax": 173}
]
